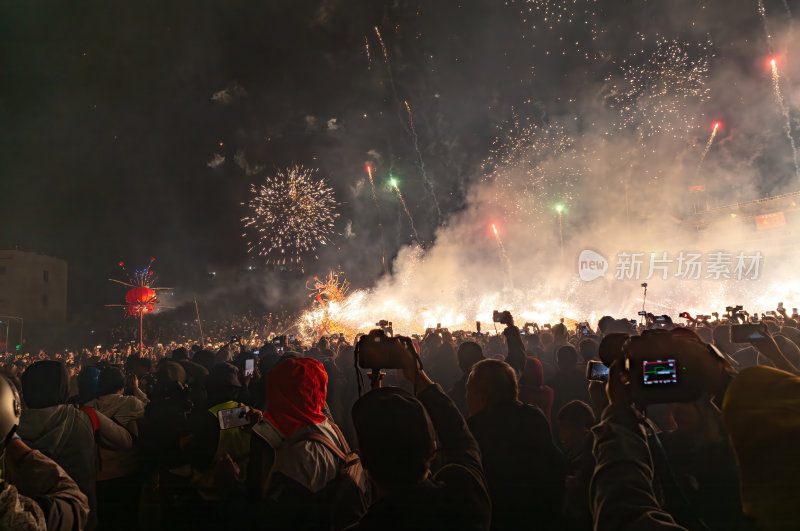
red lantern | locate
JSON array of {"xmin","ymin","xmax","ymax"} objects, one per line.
[{"xmin": 124, "ymin": 287, "xmax": 157, "ymax": 316}]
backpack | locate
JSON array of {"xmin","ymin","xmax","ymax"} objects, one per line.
[{"xmin": 295, "ymin": 423, "xmax": 371, "ymax": 530}]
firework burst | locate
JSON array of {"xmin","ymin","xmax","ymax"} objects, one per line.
[
  {"xmin": 242, "ymin": 165, "xmax": 339, "ymax": 268},
  {"xmin": 482, "ymin": 116, "xmax": 585, "ymax": 222},
  {"xmin": 605, "ymin": 36, "xmax": 713, "ymax": 140}
]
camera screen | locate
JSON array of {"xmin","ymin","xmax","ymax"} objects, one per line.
[
  {"xmin": 642, "ymin": 359, "xmax": 678, "ymax": 385},
  {"xmin": 590, "ymin": 362, "xmax": 609, "ymax": 381}
]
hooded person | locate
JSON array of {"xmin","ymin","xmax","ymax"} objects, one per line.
[
  {"xmin": 84, "ymin": 367, "xmax": 147, "ymax": 530},
  {"xmin": 188, "ymin": 362, "xmax": 249, "ymax": 497},
  {"xmin": 18, "ymin": 361, "xmax": 133, "ymax": 531},
  {"xmin": 518, "ymin": 356, "xmax": 554, "ymax": 423},
  {"xmin": 68, "ymin": 366, "xmax": 100, "ymax": 406},
  {"xmin": 248, "ymin": 357, "xmax": 364, "ymax": 530},
  {"xmin": 347, "ymin": 333, "xmax": 490, "ymax": 531}
]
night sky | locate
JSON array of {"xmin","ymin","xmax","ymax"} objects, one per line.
[{"xmin": 1, "ymin": 1, "xmax": 796, "ymax": 319}]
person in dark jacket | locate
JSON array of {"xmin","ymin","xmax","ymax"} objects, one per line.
[
  {"xmin": 466, "ymin": 358, "xmax": 565, "ymax": 530},
  {"xmin": 0, "ymin": 373, "xmax": 90, "ymax": 531},
  {"xmin": 518, "ymin": 356, "xmax": 554, "ymax": 423},
  {"xmin": 551, "ymin": 345, "xmax": 592, "ymax": 440},
  {"xmin": 347, "ymin": 333, "xmax": 491, "ymax": 531},
  {"xmin": 18, "ymin": 360, "xmax": 133, "ymax": 531},
  {"xmin": 447, "ymin": 341, "xmax": 485, "ymax": 416},
  {"xmin": 557, "ymin": 400, "xmax": 596, "ymax": 531}
]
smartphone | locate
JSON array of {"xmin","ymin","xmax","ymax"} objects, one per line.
[
  {"xmin": 217, "ymin": 405, "xmax": 250, "ymax": 430},
  {"xmin": 244, "ymin": 359, "xmax": 254, "ymax": 377},
  {"xmin": 730, "ymin": 324, "xmax": 766, "ymax": 343},
  {"xmin": 642, "ymin": 359, "xmax": 678, "ymax": 385},
  {"xmin": 586, "ymin": 361, "xmax": 609, "ymax": 383},
  {"xmin": 793, "ymin": 308, "xmax": 798, "ymax": 318},
  {"xmin": 638, "ymin": 311, "xmax": 647, "ymax": 316},
  {"xmin": 288, "ymin": 335, "xmax": 295, "ymax": 343},
  {"xmin": 778, "ymin": 302, "xmax": 784, "ymax": 310},
  {"xmin": 252, "ymin": 350, "xmax": 260, "ymax": 356}
]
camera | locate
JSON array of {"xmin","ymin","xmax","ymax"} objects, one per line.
[
  {"xmin": 355, "ymin": 329, "xmax": 414, "ymax": 370},
  {"xmin": 598, "ymin": 330, "xmax": 724, "ymax": 406},
  {"xmin": 641, "ymin": 282, "xmax": 648, "ymax": 288},
  {"xmin": 730, "ymin": 323, "xmax": 766, "ymax": 343},
  {"xmin": 637, "ymin": 311, "xmax": 647, "ymax": 316},
  {"xmin": 623, "ymin": 333, "xmax": 722, "ymax": 405},
  {"xmin": 376, "ymin": 319, "xmax": 393, "ymax": 337},
  {"xmin": 493, "ymin": 310, "xmax": 512, "ymax": 325},
  {"xmin": 726, "ymin": 305, "xmax": 743, "ymax": 313}
]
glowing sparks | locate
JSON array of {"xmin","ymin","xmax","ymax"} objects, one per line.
[
  {"xmin": 698, "ymin": 122, "xmax": 721, "ymax": 168},
  {"xmin": 483, "ymin": 117, "xmax": 583, "ymax": 223},
  {"xmin": 241, "ymin": 165, "xmax": 339, "ymax": 269},
  {"xmin": 366, "ymin": 165, "xmax": 377, "ymax": 203},
  {"xmin": 769, "ymin": 58, "xmax": 800, "ymax": 177},
  {"xmin": 405, "ymin": 100, "xmax": 441, "ymax": 219},
  {"xmin": 605, "ymin": 37, "xmax": 713, "ymax": 139},
  {"xmin": 491, "ymin": 223, "xmax": 513, "ymax": 285},
  {"xmin": 374, "ymin": 26, "xmax": 389, "ymax": 65},
  {"xmin": 390, "ymin": 176, "xmax": 421, "ymax": 243},
  {"xmin": 366, "ymin": 165, "xmax": 389, "ymax": 274}
]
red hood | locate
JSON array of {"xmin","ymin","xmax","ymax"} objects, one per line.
[{"xmin": 264, "ymin": 357, "xmax": 328, "ymax": 437}]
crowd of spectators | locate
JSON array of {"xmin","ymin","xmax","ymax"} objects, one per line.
[{"xmin": 1, "ymin": 306, "xmax": 799, "ymax": 530}]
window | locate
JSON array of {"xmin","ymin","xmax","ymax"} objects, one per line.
[{"xmin": 43, "ymin": 270, "xmax": 49, "ymax": 282}]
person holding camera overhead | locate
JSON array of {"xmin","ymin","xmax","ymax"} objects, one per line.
[
  {"xmin": 347, "ymin": 329, "xmax": 491, "ymax": 530},
  {"xmin": 591, "ymin": 325, "xmax": 800, "ymax": 531}
]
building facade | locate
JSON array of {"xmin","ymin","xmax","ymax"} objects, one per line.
[{"xmin": 0, "ymin": 250, "xmax": 68, "ymax": 324}]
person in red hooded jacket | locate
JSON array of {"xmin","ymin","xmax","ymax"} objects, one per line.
[{"xmin": 249, "ymin": 357, "xmax": 364, "ymax": 530}]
